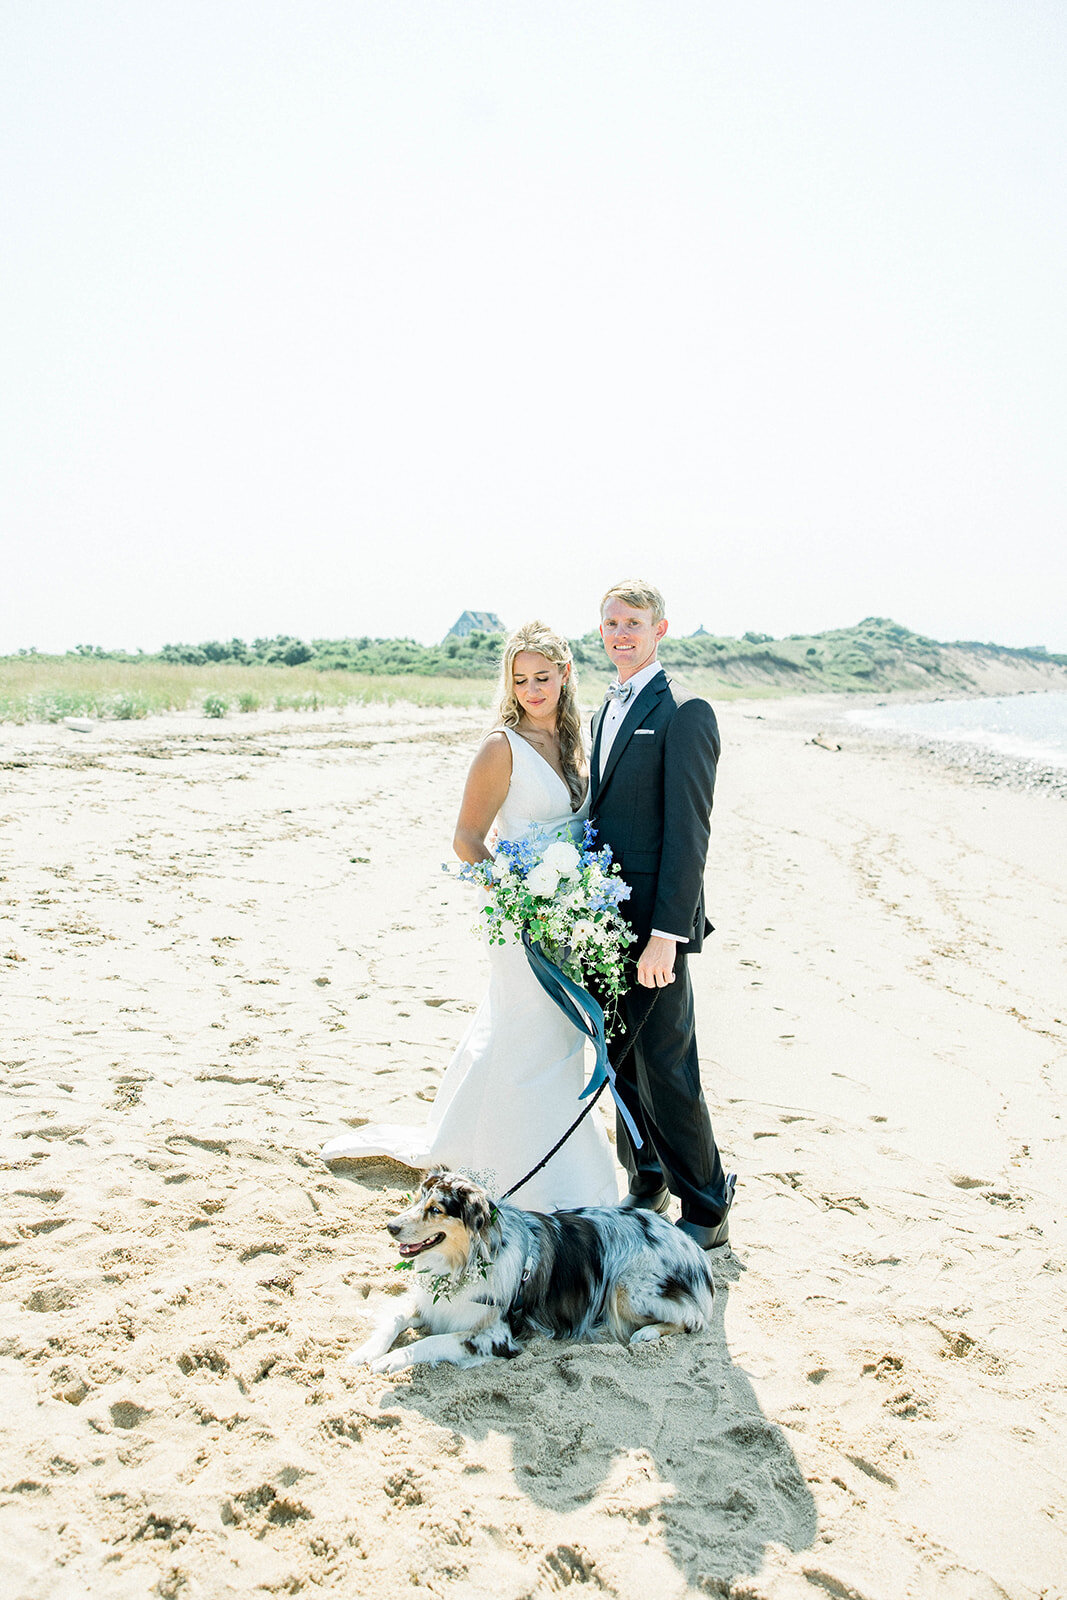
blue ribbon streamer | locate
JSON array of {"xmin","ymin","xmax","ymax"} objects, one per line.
[{"xmin": 521, "ymin": 932, "xmax": 643, "ymax": 1150}]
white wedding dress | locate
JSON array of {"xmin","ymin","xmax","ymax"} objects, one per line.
[{"xmin": 321, "ymin": 728, "xmax": 618, "ymax": 1211}]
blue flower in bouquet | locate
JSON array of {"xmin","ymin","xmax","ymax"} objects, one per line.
[
  {"xmin": 453, "ymin": 824, "xmax": 634, "ymax": 1019},
  {"xmin": 489, "ymin": 830, "xmax": 544, "ymax": 875}
]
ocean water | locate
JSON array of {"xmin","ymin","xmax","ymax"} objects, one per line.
[{"xmin": 845, "ymin": 692, "xmax": 1067, "ymax": 770}]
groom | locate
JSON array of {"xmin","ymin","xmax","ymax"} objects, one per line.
[{"xmin": 589, "ymin": 579, "xmax": 735, "ymax": 1249}]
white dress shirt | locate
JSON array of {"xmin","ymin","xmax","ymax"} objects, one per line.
[
  {"xmin": 596, "ymin": 660, "xmax": 688, "ymax": 946},
  {"xmin": 597, "ymin": 659, "xmax": 665, "ymax": 778}
]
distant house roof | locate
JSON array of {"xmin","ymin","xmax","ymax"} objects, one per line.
[
  {"xmin": 691, "ymin": 624, "xmax": 709, "ymax": 636},
  {"xmin": 445, "ymin": 610, "xmax": 505, "ymax": 639}
]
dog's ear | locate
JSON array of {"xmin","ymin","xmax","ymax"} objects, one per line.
[{"xmin": 462, "ymin": 1189, "xmax": 492, "ymax": 1234}]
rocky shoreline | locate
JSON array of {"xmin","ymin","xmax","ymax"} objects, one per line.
[{"xmin": 840, "ymin": 721, "xmax": 1067, "ymax": 799}]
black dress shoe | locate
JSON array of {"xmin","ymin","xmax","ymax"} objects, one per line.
[
  {"xmin": 618, "ymin": 1185, "xmax": 671, "ymax": 1214},
  {"xmin": 676, "ymin": 1173, "xmax": 737, "ymax": 1250}
]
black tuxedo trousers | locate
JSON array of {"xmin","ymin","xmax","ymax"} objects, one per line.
[
  {"xmin": 610, "ymin": 955, "xmax": 728, "ymax": 1222},
  {"xmin": 590, "ymin": 672, "xmax": 730, "ymax": 1225}
]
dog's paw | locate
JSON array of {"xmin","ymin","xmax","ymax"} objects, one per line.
[
  {"xmin": 348, "ymin": 1341, "xmax": 384, "ymax": 1368},
  {"xmin": 629, "ymin": 1324, "xmax": 665, "ymax": 1345},
  {"xmin": 371, "ymin": 1348, "xmax": 413, "ymax": 1376}
]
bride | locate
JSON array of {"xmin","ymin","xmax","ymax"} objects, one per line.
[{"xmin": 321, "ymin": 621, "xmax": 619, "ymax": 1210}]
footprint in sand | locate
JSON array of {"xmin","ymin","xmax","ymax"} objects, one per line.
[
  {"xmin": 23, "ymin": 1283, "xmax": 83, "ymax": 1313},
  {"xmin": 177, "ymin": 1346, "xmax": 231, "ymax": 1377},
  {"xmin": 843, "ymin": 1451, "xmax": 898, "ymax": 1489},
  {"xmin": 220, "ymin": 1484, "xmax": 312, "ymax": 1533},
  {"xmin": 933, "ymin": 1326, "xmax": 1007, "ymax": 1374},
  {"xmin": 16, "ymin": 1123, "xmax": 87, "ymax": 1143},
  {"xmin": 20, "ymin": 1215, "xmax": 69, "ymax": 1237},
  {"xmin": 537, "ymin": 1544, "xmax": 609, "ymax": 1591},
  {"xmin": 48, "ymin": 1361, "xmax": 90, "ymax": 1406},
  {"xmin": 108, "ymin": 1399, "xmax": 153, "ymax": 1430}
]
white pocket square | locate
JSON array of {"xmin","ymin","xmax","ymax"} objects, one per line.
[{"xmin": 633, "ymin": 728, "xmax": 655, "ymax": 735}]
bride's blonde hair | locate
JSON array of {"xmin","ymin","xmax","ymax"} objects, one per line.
[{"xmin": 493, "ymin": 621, "xmax": 585, "ymax": 809}]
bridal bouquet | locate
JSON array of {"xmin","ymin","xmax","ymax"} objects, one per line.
[{"xmin": 458, "ymin": 819, "xmax": 634, "ymax": 1006}]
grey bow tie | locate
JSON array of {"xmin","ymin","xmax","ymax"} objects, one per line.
[{"xmin": 607, "ymin": 681, "xmax": 633, "ymax": 703}]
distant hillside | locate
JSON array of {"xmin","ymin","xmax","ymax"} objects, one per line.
[
  {"xmin": 9, "ymin": 619, "xmax": 1067, "ymax": 698},
  {"xmin": 651, "ymin": 617, "xmax": 1067, "ymax": 697}
]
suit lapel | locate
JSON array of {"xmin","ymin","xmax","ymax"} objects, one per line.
[
  {"xmin": 595, "ymin": 673, "xmax": 668, "ymax": 803},
  {"xmin": 590, "ymin": 702, "xmax": 607, "ymax": 808}
]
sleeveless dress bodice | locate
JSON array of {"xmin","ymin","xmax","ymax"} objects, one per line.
[{"xmin": 495, "ymin": 727, "xmax": 588, "ymax": 847}]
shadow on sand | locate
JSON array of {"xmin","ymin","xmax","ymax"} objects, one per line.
[{"xmin": 373, "ymin": 1244, "xmax": 816, "ymax": 1595}]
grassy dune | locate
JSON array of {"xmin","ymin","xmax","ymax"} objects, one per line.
[{"xmin": 0, "ymin": 659, "xmax": 498, "ymax": 723}]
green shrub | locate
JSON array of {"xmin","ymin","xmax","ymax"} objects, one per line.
[
  {"xmin": 237, "ymin": 692, "xmax": 260, "ymax": 713},
  {"xmin": 273, "ymin": 691, "xmax": 324, "ymax": 712},
  {"xmin": 110, "ymin": 693, "xmax": 150, "ymax": 720},
  {"xmin": 203, "ymin": 694, "xmax": 228, "ymax": 718}
]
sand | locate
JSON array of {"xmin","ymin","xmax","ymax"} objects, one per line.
[{"xmin": 1, "ymin": 696, "xmax": 1065, "ymax": 1600}]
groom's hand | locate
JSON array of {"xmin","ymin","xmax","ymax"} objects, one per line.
[{"xmin": 637, "ymin": 935, "xmax": 677, "ymax": 988}]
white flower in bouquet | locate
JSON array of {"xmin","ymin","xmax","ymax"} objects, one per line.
[
  {"xmin": 541, "ymin": 839, "xmax": 581, "ymax": 878},
  {"xmin": 455, "ymin": 820, "xmax": 634, "ymax": 1029},
  {"xmin": 526, "ymin": 860, "xmax": 561, "ymax": 898}
]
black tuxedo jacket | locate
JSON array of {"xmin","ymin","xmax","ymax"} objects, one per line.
[{"xmin": 589, "ymin": 672, "xmax": 719, "ymax": 954}]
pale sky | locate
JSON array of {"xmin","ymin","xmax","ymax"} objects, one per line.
[{"xmin": 2, "ymin": 1, "xmax": 1065, "ymax": 654}]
